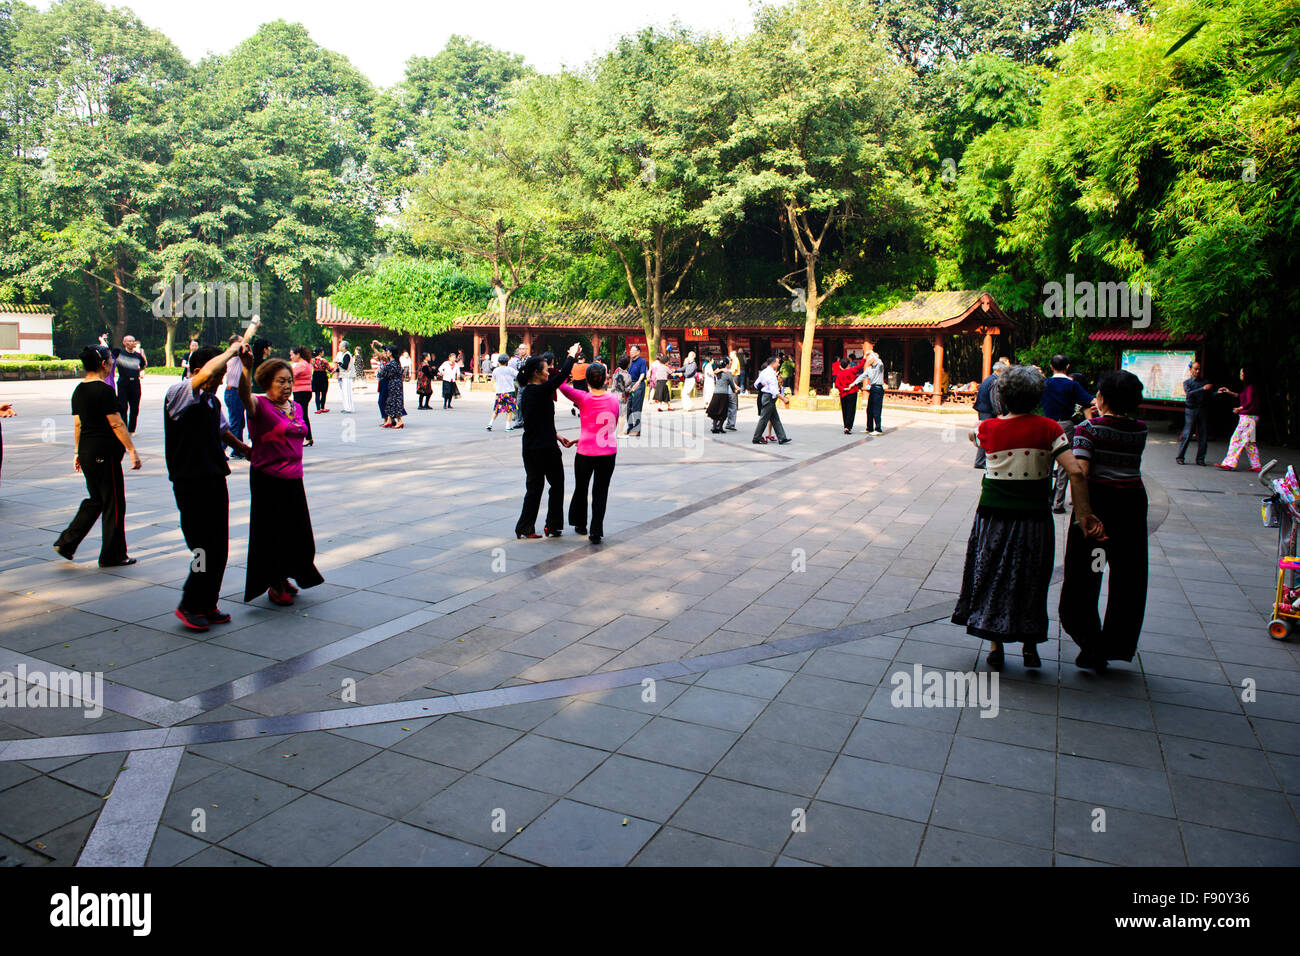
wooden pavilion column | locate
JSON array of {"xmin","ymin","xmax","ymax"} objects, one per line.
[
  {"xmin": 590, "ymin": 332, "xmax": 602, "ymax": 365},
  {"xmin": 522, "ymin": 329, "xmax": 532, "ymax": 355},
  {"xmin": 931, "ymin": 333, "xmax": 945, "ymax": 406},
  {"xmin": 408, "ymin": 332, "xmax": 418, "ymax": 366},
  {"xmin": 793, "ymin": 331, "xmax": 804, "ymax": 394},
  {"xmin": 472, "ymin": 330, "xmax": 481, "ymax": 375},
  {"xmin": 331, "ymin": 327, "xmax": 342, "ymax": 356},
  {"xmin": 902, "ymin": 338, "xmax": 913, "ymax": 385},
  {"xmin": 981, "ymin": 329, "xmax": 993, "ymax": 379}
]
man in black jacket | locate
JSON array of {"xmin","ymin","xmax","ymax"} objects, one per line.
[
  {"xmin": 515, "ymin": 344, "xmax": 579, "ymax": 538},
  {"xmin": 1177, "ymin": 359, "xmax": 1213, "ymax": 465},
  {"xmin": 164, "ymin": 326, "xmax": 255, "ymax": 632},
  {"xmin": 972, "ymin": 360, "xmax": 1008, "ymax": 468}
]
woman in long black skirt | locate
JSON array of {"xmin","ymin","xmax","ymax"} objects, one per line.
[
  {"xmin": 953, "ymin": 365, "xmax": 1105, "ymax": 671},
  {"xmin": 239, "ymin": 357, "xmax": 324, "ymax": 605},
  {"xmin": 1060, "ymin": 370, "xmax": 1149, "ymax": 671}
]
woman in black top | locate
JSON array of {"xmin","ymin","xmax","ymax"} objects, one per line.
[
  {"xmin": 54, "ymin": 346, "xmax": 142, "ymax": 566},
  {"xmin": 515, "ymin": 343, "xmax": 579, "ymax": 539}
]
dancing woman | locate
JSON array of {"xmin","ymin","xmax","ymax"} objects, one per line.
[
  {"xmin": 377, "ymin": 346, "xmax": 406, "ymax": 428},
  {"xmin": 238, "ymin": 354, "xmax": 324, "ymax": 606},
  {"xmin": 290, "ymin": 347, "xmax": 315, "ymax": 446},
  {"xmin": 515, "ymin": 344, "xmax": 579, "ymax": 539},
  {"xmin": 560, "ymin": 362, "xmax": 620, "ymax": 544}
]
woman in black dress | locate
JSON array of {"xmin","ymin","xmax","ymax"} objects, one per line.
[
  {"xmin": 54, "ymin": 345, "xmax": 143, "ymax": 566},
  {"xmin": 416, "ymin": 353, "xmax": 435, "ymax": 410},
  {"xmin": 515, "ymin": 344, "xmax": 579, "ymax": 538}
]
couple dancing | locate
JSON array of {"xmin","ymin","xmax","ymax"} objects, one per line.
[{"xmin": 514, "ymin": 343, "xmax": 619, "ymax": 544}]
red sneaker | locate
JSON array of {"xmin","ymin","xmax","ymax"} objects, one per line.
[
  {"xmin": 268, "ymin": 587, "xmax": 294, "ymax": 606},
  {"xmin": 205, "ymin": 607, "xmax": 232, "ymax": 624},
  {"xmin": 174, "ymin": 607, "xmax": 210, "ymax": 631}
]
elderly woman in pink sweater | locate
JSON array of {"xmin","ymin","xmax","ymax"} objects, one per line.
[{"xmin": 561, "ymin": 363, "xmax": 621, "ymax": 544}]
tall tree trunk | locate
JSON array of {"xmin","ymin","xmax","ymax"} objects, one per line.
[
  {"xmin": 301, "ymin": 265, "xmax": 313, "ymax": 324},
  {"xmin": 162, "ymin": 321, "xmax": 177, "ymax": 369},
  {"xmin": 495, "ymin": 286, "xmax": 510, "ymax": 354},
  {"xmin": 84, "ymin": 274, "xmax": 108, "ymax": 332},
  {"xmin": 797, "ymin": 260, "xmax": 819, "ymax": 398},
  {"xmin": 112, "ymin": 253, "xmax": 130, "ymax": 346}
]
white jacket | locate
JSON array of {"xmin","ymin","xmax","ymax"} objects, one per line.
[{"xmin": 336, "ymin": 350, "xmax": 356, "ymax": 380}]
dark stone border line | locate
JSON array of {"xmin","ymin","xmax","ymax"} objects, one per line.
[{"xmin": 0, "ymin": 596, "xmax": 959, "ymax": 763}]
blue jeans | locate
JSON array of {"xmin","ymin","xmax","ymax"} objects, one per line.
[
  {"xmin": 1178, "ymin": 406, "xmax": 1208, "ymax": 462},
  {"xmin": 224, "ymin": 387, "xmax": 245, "ymax": 443}
]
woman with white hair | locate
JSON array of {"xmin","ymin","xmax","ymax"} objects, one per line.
[
  {"xmin": 680, "ymin": 351, "xmax": 697, "ymax": 412},
  {"xmin": 953, "ymin": 365, "xmax": 1106, "ymax": 671}
]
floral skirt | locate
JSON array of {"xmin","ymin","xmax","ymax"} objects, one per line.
[
  {"xmin": 494, "ymin": 392, "xmax": 517, "ymax": 414},
  {"xmin": 952, "ymin": 507, "xmax": 1054, "ymax": 645}
]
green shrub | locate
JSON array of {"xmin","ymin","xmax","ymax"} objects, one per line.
[
  {"xmin": 0, "ymin": 353, "xmax": 57, "ymax": 361},
  {"xmin": 144, "ymin": 366, "xmax": 184, "ymax": 376},
  {"xmin": 0, "ymin": 360, "xmax": 81, "ymax": 373}
]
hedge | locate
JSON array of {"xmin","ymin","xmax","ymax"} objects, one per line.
[
  {"xmin": 0, "ymin": 353, "xmax": 56, "ymax": 361},
  {"xmin": 0, "ymin": 360, "xmax": 81, "ymax": 372}
]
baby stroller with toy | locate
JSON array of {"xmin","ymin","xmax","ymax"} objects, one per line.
[{"xmin": 1260, "ymin": 461, "xmax": 1300, "ymax": 639}]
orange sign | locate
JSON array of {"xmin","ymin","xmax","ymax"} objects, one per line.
[{"xmin": 685, "ymin": 327, "xmax": 709, "ymax": 341}]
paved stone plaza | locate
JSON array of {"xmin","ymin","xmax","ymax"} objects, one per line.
[{"xmin": 1, "ymin": 375, "xmax": 1297, "ymax": 867}]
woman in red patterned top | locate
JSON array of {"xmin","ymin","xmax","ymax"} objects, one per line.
[{"xmin": 953, "ymin": 365, "xmax": 1105, "ymax": 671}]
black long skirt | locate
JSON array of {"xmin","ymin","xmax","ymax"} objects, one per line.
[
  {"xmin": 244, "ymin": 467, "xmax": 325, "ymax": 600},
  {"xmin": 706, "ymin": 392, "xmax": 730, "ymax": 422},
  {"xmin": 952, "ymin": 507, "xmax": 1054, "ymax": 645}
]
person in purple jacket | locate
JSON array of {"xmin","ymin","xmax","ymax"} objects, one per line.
[{"xmin": 1216, "ymin": 366, "xmax": 1263, "ymax": 471}]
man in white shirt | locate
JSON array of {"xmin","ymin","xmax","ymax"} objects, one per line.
[
  {"xmin": 752, "ymin": 356, "xmax": 791, "ymax": 445},
  {"xmin": 222, "ymin": 333, "xmax": 246, "ymax": 457},
  {"xmin": 487, "ymin": 355, "xmax": 519, "ymax": 430},
  {"xmin": 335, "ymin": 340, "xmax": 356, "ymax": 413},
  {"xmin": 852, "ymin": 352, "xmax": 886, "ymax": 433}
]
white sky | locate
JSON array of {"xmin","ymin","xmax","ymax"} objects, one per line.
[{"xmin": 46, "ymin": 0, "xmax": 777, "ymax": 87}]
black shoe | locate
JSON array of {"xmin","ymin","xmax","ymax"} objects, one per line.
[
  {"xmin": 574, "ymin": 526, "xmax": 588, "ymax": 536},
  {"xmin": 54, "ymin": 543, "xmax": 75, "ymax": 561},
  {"xmin": 778, "ymin": 438, "xmax": 792, "ymax": 445},
  {"xmin": 1075, "ymin": 651, "xmax": 1108, "ymax": 672},
  {"xmin": 1023, "ymin": 647, "xmax": 1042, "ymax": 668},
  {"xmin": 1176, "ymin": 458, "xmax": 1185, "ymax": 465},
  {"xmin": 99, "ymin": 557, "xmax": 137, "ymax": 567},
  {"xmin": 174, "ymin": 607, "xmax": 210, "ymax": 632},
  {"xmin": 588, "ymin": 534, "xmax": 602, "ymax": 545},
  {"xmin": 752, "ymin": 439, "xmax": 764, "ymax": 444},
  {"xmin": 1195, "ymin": 461, "xmax": 1207, "ymax": 466},
  {"xmin": 725, "ymin": 426, "xmax": 737, "ymax": 431},
  {"xmin": 987, "ymin": 648, "xmax": 1004, "ymax": 671}
]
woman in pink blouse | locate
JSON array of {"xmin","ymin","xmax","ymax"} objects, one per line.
[
  {"xmin": 237, "ymin": 354, "xmax": 324, "ymax": 605},
  {"xmin": 561, "ymin": 363, "xmax": 621, "ymax": 544}
]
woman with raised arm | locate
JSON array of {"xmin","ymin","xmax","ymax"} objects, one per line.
[
  {"xmin": 515, "ymin": 343, "xmax": 579, "ymax": 539},
  {"xmin": 238, "ymin": 351, "xmax": 324, "ymax": 606}
]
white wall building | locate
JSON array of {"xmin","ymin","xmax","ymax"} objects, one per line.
[{"xmin": 0, "ymin": 304, "xmax": 55, "ymax": 355}]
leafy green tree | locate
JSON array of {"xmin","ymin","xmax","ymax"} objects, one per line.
[
  {"xmin": 709, "ymin": 0, "xmax": 928, "ymax": 396},
  {"xmin": 328, "ymin": 256, "xmax": 490, "ymax": 337}
]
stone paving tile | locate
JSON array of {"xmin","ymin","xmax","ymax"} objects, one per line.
[
  {"xmin": 917, "ymin": 826, "xmax": 1053, "ymax": 867},
  {"xmin": 162, "ymin": 767, "xmax": 301, "ymax": 844},
  {"xmin": 402, "ymin": 773, "xmax": 557, "ymax": 850},
  {"xmin": 316, "ymin": 750, "xmax": 462, "ymax": 818},
  {"xmin": 930, "ymin": 776, "xmax": 1054, "ymax": 849},
  {"xmin": 391, "ymin": 715, "xmax": 521, "ymax": 771},
  {"xmin": 816, "ymin": 754, "xmax": 941, "ymax": 822},
  {"xmin": 0, "ymin": 775, "xmax": 104, "ymax": 842},
  {"xmin": 784, "ymin": 800, "xmax": 924, "ymax": 866},
  {"xmin": 1168, "ymin": 774, "xmax": 1300, "ymax": 842},
  {"xmin": 669, "ymin": 777, "xmax": 804, "ymax": 854},
  {"xmin": 235, "ymin": 732, "xmax": 380, "ymax": 790},
  {"xmin": 618, "ymin": 718, "xmax": 740, "ymax": 774},
  {"xmin": 532, "ymin": 700, "xmax": 650, "ymax": 751},
  {"xmin": 661, "ymin": 685, "xmax": 768, "ymax": 732},
  {"xmin": 476, "ymin": 735, "xmax": 608, "ymax": 793},
  {"xmin": 220, "ymin": 793, "xmax": 389, "ymax": 866},
  {"xmin": 502, "ymin": 800, "xmax": 657, "ymax": 866},
  {"xmin": 1053, "ymin": 798, "xmax": 1187, "ymax": 867},
  {"xmin": 1181, "ymin": 823, "xmax": 1300, "ymax": 866},
  {"xmin": 630, "ymin": 826, "xmax": 775, "ymax": 866},
  {"xmin": 944, "ymin": 736, "xmax": 1056, "ymax": 794},
  {"xmin": 334, "ymin": 822, "xmax": 490, "ymax": 866},
  {"xmin": 568, "ymin": 754, "xmax": 702, "ymax": 823}
]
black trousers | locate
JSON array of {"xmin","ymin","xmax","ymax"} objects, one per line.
[
  {"xmin": 974, "ymin": 409, "xmax": 993, "ymax": 467},
  {"xmin": 55, "ymin": 452, "xmax": 128, "ymax": 564},
  {"xmin": 517, "ymin": 446, "xmax": 564, "ymax": 534},
  {"xmin": 752, "ymin": 393, "xmax": 788, "ymax": 442},
  {"xmin": 840, "ymin": 392, "xmax": 858, "ymax": 431},
  {"xmin": 1059, "ymin": 482, "xmax": 1149, "ymax": 662},
  {"xmin": 173, "ymin": 477, "xmax": 229, "ymax": 613},
  {"xmin": 1178, "ymin": 405, "xmax": 1209, "ymax": 462},
  {"xmin": 570, "ymin": 453, "xmax": 616, "ymax": 536},
  {"xmin": 293, "ymin": 390, "xmax": 313, "ymax": 440},
  {"xmin": 312, "ymin": 372, "xmax": 328, "ymax": 411},
  {"xmin": 116, "ymin": 380, "xmax": 141, "ymax": 433},
  {"xmin": 866, "ymin": 384, "xmax": 884, "ymax": 432}
]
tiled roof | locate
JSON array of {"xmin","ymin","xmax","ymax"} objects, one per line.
[
  {"xmin": 1089, "ymin": 327, "xmax": 1205, "ymax": 343},
  {"xmin": 0, "ymin": 303, "xmax": 54, "ymax": 315},
  {"xmin": 442, "ymin": 291, "xmax": 1006, "ymax": 331},
  {"xmin": 316, "ymin": 298, "xmax": 385, "ymax": 329}
]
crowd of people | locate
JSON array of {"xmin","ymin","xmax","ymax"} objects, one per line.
[{"xmin": 33, "ymin": 325, "xmax": 1272, "ymax": 669}]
